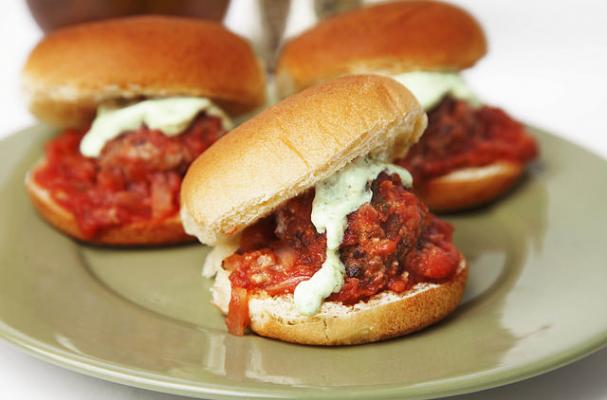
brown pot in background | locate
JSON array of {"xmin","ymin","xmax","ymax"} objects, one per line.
[{"xmin": 26, "ymin": 0, "xmax": 230, "ymax": 32}]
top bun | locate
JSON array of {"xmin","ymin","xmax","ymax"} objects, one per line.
[
  {"xmin": 23, "ymin": 16, "xmax": 266, "ymax": 128},
  {"xmin": 181, "ymin": 75, "xmax": 427, "ymax": 245},
  {"xmin": 276, "ymin": 0, "xmax": 487, "ymax": 97}
]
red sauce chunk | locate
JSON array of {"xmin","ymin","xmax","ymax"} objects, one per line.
[
  {"xmin": 224, "ymin": 172, "xmax": 462, "ymax": 334},
  {"xmin": 398, "ymin": 97, "xmax": 539, "ymax": 187},
  {"xmin": 33, "ymin": 114, "xmax": 225, "ymax": 238}
]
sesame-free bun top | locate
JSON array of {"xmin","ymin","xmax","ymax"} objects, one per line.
[
  {"xmin": 181, "ymin": 75, "xmax": 427, "ymax": 245},
  {"xmin": 23, "ymin": 16, "xmax": 266, "ymax": 128},
  {"xmin": 276, "ymin": 0, "xmax": 487, "ymax": 96}
]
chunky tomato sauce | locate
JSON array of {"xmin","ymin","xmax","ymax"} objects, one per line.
[
  {"xmin": 398, "ymin": 97, "xmax": 538, "ymax": 187},
  {"xmin": 34, "ymin": 114, "xmax": 225, "ymax": 238},
  {"xmin": 223, "ymin": 173, "xmax": 461, "ymax": 334}
]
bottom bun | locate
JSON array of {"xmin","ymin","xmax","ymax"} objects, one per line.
[
  {"xmin": 25, "ymin": 163, "xmax": 194, "ymax": 246},
  {"xmin": 419, "ymin": 161, "xmax": 524, "ymax": 213},
  {"xmin": 213, "ymin": 259, "xmax": 467, "ymax": 346}
]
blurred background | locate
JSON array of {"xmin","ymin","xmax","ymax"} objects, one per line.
[
  {"xmin": 2, "ymin": 0, "xmax": 607, "ymax": 158},
  {"xmin": 1, "ymin": 1, "xmax": 606, "ymax": 399}
]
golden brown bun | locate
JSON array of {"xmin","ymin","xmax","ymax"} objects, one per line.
[
  {"xmin": 418, "ymin": 161, "xmax": 524, "ymax": 212},
  {"xmin": 181, "ymin": 75, "xmax": 427, "ymax": 245},
  {"xmin": 213, "ymin": 259, "xmax": 467, "ymax": 345},
  {"xmin": 276, "ymin": 0, "xmax": 487, "ymax": 97},
  {"xmin": 25, "ymin": 162, "xmax": 194, "ymax": 246},
  {"xmin": 23, "ymin": 16, "xmax": 266, "ymax": 128}
]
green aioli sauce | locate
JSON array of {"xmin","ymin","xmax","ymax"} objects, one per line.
[
  {"xmin": 293, "ymin": 158, "xmax": 412, "ymax": 315},
  {"xmin": 390, "ymin": 71, "xmax": 480, "ymax": 110},
  {"xmin": 79, "ymin": 97, "xmax": 233, "ymax": 158}
]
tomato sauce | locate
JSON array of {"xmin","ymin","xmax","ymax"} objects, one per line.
[
  {"xmin": 398, "ymin": 97, "xmax": 538, "ymax": 187},
  {"xmin": 33, "ymin": 114, "xmax": 225, "ymax": 238},
  {"xmin": 224, "ymin": 173, "xmax": 461, "ymax": 334}
]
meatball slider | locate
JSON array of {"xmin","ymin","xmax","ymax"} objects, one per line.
[
  {"xmin": 276, "ymin": 0, "xmax": 538, "ymax": 212},
  {"xmin": 23, "ymin": 16, "xmax": 266, "ymax": 245},
  {"xmin": 181, "ymin": 75, "xmax": 467, "ymax": 345}
]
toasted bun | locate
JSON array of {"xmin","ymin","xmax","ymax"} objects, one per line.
[
  {"xmin": 23, "ymin": 16, "xmax": 266, "ymax": 128},
  {"xmin": 25, "ymin": 162, "xmax": 193, "ymax": 246},
  {"xmin": 418, "ymin": 162, "xmax": 524, "ymax": 212},
  {"xmin": 181, "ymin": 75, "xmax": 427, "ymax": 245},
  {"xmin": 212, "ymin": 259, "xmax": 467, "ymax": 345},
  {"xmin": 276, "ymin": 0, "xmax": 487, "ymax": 97}
]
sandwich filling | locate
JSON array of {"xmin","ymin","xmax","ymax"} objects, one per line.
[
  {"xmin": 386, "ymin": 72, "xmax": 538, "ymax": 188},
  {"xmin": 33, "ymin": 97, "xmax": 230, "ymax": 238},
  {"xmin": 217, "ymin": 159, "xmax": 461, "ymax": 335},
  {"xmin": 397, "ymin": 96, "xmax": 538, "ymax": 188},
  {"xmin": 295, "ymin": 159, "xmax": 412, "ymax": 315},
  {"xmin": 390, "ymin": 71, "xmax": 479, "ymax": 110}
]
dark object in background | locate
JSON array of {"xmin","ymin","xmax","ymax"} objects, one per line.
[{"xmin": 26, "ymin": 0, "xmax": 229, "ymax": 32}]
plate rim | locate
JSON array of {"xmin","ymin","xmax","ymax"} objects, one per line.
[{"xmin": 1, "ymin": 321, "xmax": 606, "ymax": 399}]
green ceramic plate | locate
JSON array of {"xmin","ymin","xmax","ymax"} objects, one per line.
[{"xmin": 0, "ymin": 126, "xmax": 606, "ymax": 400}]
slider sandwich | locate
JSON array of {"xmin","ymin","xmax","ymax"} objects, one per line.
[
  {"xmin": 277, "ymin": 0, "xmax": 538, "ymax": 212},
  {"xmin": 23, "ymin": 16, "xmax": 266, "ymax": 245},
  {"xmin": 181, "ymin": 75, "xmax": 467, "ymax": 345}
]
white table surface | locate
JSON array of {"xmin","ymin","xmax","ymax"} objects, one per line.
[{"xmin": 1, "ymin": 0, "xmax": 606, "ymax": 399}]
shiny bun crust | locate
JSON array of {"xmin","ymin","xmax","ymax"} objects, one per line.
[
  {"xmin": 26, "ymin": 163, "xmax": 194, "ymax": 246},
  {"xmin": 276, "ymin": 0, "xmax": 487, "ymax": 97},
  {"xmin": 419, "ymin": 162, "xmax": 524, "ymax": 212},
  {"xmin": 213, "ymin": 259, "xmax": 467, "ymax": 345},
  {"xmin": 23, "ymin": 16, "xmax": 266, "ymax": 128},
  {"xmin": 180, "ymin": 75, "xmax": 427, "ymax": 245}
]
